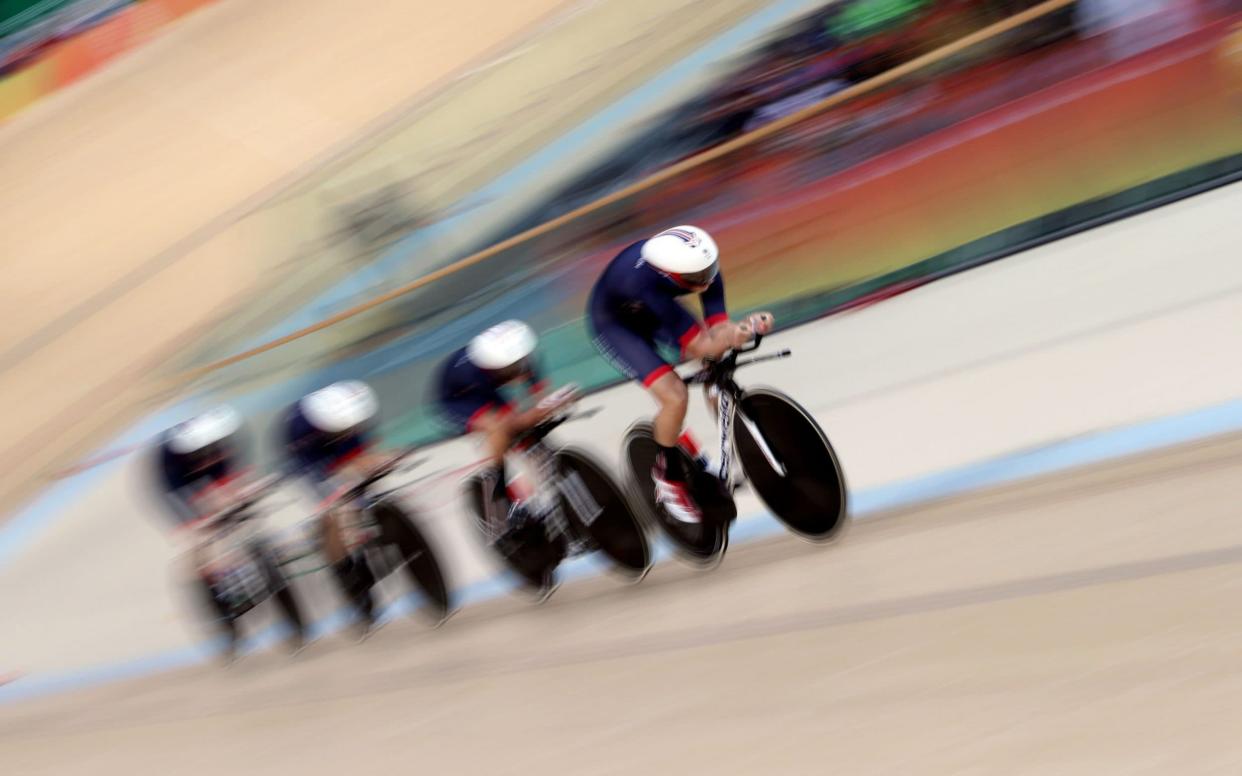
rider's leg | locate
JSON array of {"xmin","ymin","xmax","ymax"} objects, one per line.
[
  {"xmin": 649, "ymin": 371, "xmax": 691, "ymax": 476},
  {"xmin": 321, "ymin": 506, "xmax": 376, "ymax": 627},
  {"xmin": 590, "ymin": 315, "xmax": 702, "ymax": 518},
  {"xmin": 471, "ymin": 411, "xmax": 526, "ymax": 534},
  {"xmin": 589, "ymin": 317, "xmax": 687, "ymax": 461},
  {"xmin": 654, "ymin": 377, "xmax": 726, "ymax": 491},
  {"xmin": 165, "ymin": 491, "xmax": 240, "ymax": 658},
  {"xmin": 481, "ymin": 415, "xmax": 515, "ymax": 464},
  {"xmin": 647, "ymin": 371, "xmax": 708, "ymax": 522},
  {"xmin": 194, "ymin": 575, "xmax": 240, "ymax": 660},
  {"xmin": 438, "ymin": 394, "xmax": 518, "ymax": 533},
  {"xmin": 188, "ymin": 544, "xmax": 227, "ymax": 622},
  {"xmin": 677, "ymin": 428, "xmax": 712, "ymax": 473},
  {"xmin": 321, "ymin": 506, "xmax": 348, "ymax": 565},
  {"xmin": 252, "ymin": 543, "xmax": 306, "ymax": 648}
]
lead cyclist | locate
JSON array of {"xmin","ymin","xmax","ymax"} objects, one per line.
[{"xmin": 587, "ymin": 225, "xmax": 774, "ymax": 524}]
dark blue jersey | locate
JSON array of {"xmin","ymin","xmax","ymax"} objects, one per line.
[
  {"xmin": 155, "ymin": 435, "xmax": 239, "ymax": 496},
  {"xmin": 586, "ymin": 239, "xmax": 729, "ymax": 386},
  {"xmin": 435, "ymin": 347, "xmax": 544, "ymax": 433},
  {"xmin": 281, "ymin": 403, "xmax": 372, "ymax": 477},
  {"xmin": 588, "ymin": 239, "xmax": 728, "ymax": 351}
]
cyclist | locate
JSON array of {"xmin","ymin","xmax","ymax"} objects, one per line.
[
  {"xmin": 154, "ymin": 405, "xmax": 305, "ymax": 658},
  {"xmin": 280, "ymin": 380, "xmax": 394, "ymax": 635},
  {"xmin": 588, "ymin": 225, "xmax": 774, "ymax": 523},
  {"xmin": 434, "ymin": 320, "xmax": 578, "ymax": 539}
]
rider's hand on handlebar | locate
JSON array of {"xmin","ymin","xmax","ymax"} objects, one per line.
[
  {"xmin": 748, "ymin": 311, "xmax": 775, "ymax": 335},
  {"xmin": 730, "ymin": 312, "xmax": 775, "ymax": 348},
  {"xmin": 729, "ymin": 321, "xmax": 756, "ymax": 348},
  {"xmin": 537, "ymin": 383, "xmax": 580, "ymax": 415}
]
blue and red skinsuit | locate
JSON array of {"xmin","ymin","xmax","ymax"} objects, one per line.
[
  {"xmin": 434, "ymin": 348, "xmax": 546, "ymax": 434},
  {"xmin": 281, "ymin": 402, "xmax": 373, "ymax": 499},
  {"xmin": 587, "ymin": 239, "xmax": 727, "ymax": 387},
  {"xmin": 154, "ymin": 435, "xmax": 242, "ymax": 525}
]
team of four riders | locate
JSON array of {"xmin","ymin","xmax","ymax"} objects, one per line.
[{"xmin": 156, "ymin": 226, "xmax": 775, "ymax": 652}]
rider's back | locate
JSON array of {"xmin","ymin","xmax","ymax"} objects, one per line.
[
  {"xmin": 589, "ymin": 240, "xmax": 663, "ymax": 314},
  {"xmin": 280, "ymin": 402, "xmax": 368, "ymax": 474},
  {"xmin": 436, "ymin": 347, "xmax": 491, "ymax": 399},
  {"xmin": 154, "ymin": 435, "xmax": 235, "ymax": 493}
]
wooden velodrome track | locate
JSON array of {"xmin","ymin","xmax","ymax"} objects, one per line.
[
  {"xmin": 2, "ymin": 178, "xmax": 1241, "ymax": 771},
  {"xmin": 4, "ymin": 434, "xmax": 1242, "ymax": 774},
  {"xmin": 4, "ymin": 1, "xmax": 1242, "ymax": 771}
]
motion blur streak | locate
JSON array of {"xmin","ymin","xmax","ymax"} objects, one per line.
[{"xmin": 3, "ymin": 0, "xmax": 1242, "ymax": 772}]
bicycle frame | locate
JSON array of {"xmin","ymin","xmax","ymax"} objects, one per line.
[
  {"xmin": 510, "ymin": 415, "xmax": 605, "ymax": 557},
  {"xmin": 516, "ymin": 439, "xmax": 575, "ymax": 541},
  {"xmin": 214, "ymin": 453, "xmax": 428, "ymax": 577},
  {"xmin": 199, "ymin": 517, "xmax": 263, "ymax": 579},
  {"xmin": 688, "ymin": 337, "xmax": 793, "ymax": 489},
  {"xmin": 191, "ymin": 508, "xmax": 287, "ymax": 612}
]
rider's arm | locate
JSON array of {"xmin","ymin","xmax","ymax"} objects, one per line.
[
  {"xmin": 334, "ymin": 451, "xmax": 392, "ymax": 481},
  {"xmin": 683, "ymin": 324, "xmax": 751, "ymax": 361},
  {"xmin": 522, "ymin": 355, "xmax": 548, "ymax": 397},
  {"xmin": 700, "ymin": 273, "xmax": 729, "ymax": 329},
  {"xmin": 637, "ymin": 287, "xmax": 749, "ymax": 362},
  {"xmin": 695, "ymin": 277, "xmax": 775, "ymax": 358},
  {"xmin": 190, "ymin": 449, "xmax": 247, "ymax": 507},
  {"xmin": 326, "ymin": 430, "xmax": 392, "ymax": 481},
  {"xmin": 497, "ymin": 402, "xmax": 555, "ymax": 436},
  {"xmin": 639, "ymin": 288, "xmax": 720, "ymax": 360},
  {"xmin": 471, "ymin": 402, "xmax": 549, "ymax": 463},
  {"xmin": 184, "ymin": 476, "xmax": 238, "ymax": 519}
]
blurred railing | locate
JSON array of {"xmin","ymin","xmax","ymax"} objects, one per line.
[
  {"xmin": 153, "ymin": 0, "xmax": 791, "ymax": 375},
  {"xmin": 15, "ymin": 0, "xmax": 800, "ymax": 493},
  {"xmin": 169, "ymin": 0, "xmax": 1242, "ymax": 457},
  {"xmin": 186, "ymin": 0, "xmax": 1080, "ymax": 382}
]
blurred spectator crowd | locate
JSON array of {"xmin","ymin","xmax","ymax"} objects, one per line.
[
  {"xmin": 497, "ymin": 0, "xmax": 1233, "ymax": 239},
  {"xmin": 0, "ymin": 0, "xmax": 133, "ymax": 75}
]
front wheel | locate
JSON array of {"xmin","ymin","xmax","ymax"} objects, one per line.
[
  {"xmin": 622, "ymin": 421, "xmax": 729, "ymax": 567},
  {"xmin": 555, "ymin": 447, "xmax": 651, "ymax": 581},
  {"xmin": 368, "ymin": 500, "xmax": 453, "ymax": 624},
  {"xmin": 732, "ymin": 387, "xmax": 848, "ymax": 541}
]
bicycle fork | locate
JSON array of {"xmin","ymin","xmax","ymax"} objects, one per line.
[{"xmin": 715, "ymin": 389, "xmax": 787, "ymax": 485}]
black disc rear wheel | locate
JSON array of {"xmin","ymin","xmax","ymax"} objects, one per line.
[
  {"xmin": 463, "ymin": 475, "xmax": 565, "ymax": 596},
  {"xmin": 556, "ymin": 447, "xmax": 651, "ymax": 580},
  {"xmin": 733, "ymin": 388, "xmax": 848, "ymax": 541},
  {"xmin": 622, "ymin": 421, "xmax": 728, "ymax": 567},
  {"xmin": 370, "ymin": 500, "xmax": 453, "ymax": 624}
]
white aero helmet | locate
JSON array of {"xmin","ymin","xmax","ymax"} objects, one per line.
[
  {"xmin": 168, "ymin": 405, "xmax": 242, "ymax": 454},
  {"xmin": 641, "ymin": 225, "xmax": 719, "ymax": 287},
  {"xmin": 301, "ymin": 380, "xmax": 378, "ymax": 433},
  {"xmin": 468, "ymin": 320, "xmax": 538, "ymax": 372}
]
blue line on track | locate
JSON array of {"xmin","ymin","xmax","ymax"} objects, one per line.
[{"xmin": 4, "ymin": 396, "xmax": 1241, "ymax": 705}]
